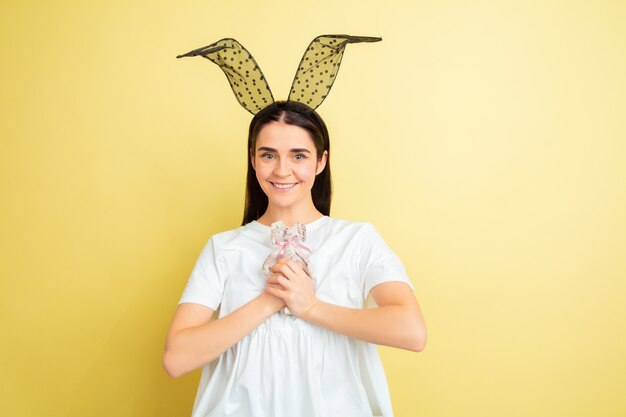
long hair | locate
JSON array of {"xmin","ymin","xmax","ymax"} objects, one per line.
[{"xmin": 242, "ymin": 101, "xmax": 332, "ymax": 225}]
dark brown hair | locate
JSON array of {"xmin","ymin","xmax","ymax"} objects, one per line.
[{"xmin": 242, "ymin": 101, "xmax": 332, "ymax": 225}]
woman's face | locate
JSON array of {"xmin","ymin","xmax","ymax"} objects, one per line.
[{"xmin": 252, "ymin": 120, "xmax": 327, "ymax": 212}]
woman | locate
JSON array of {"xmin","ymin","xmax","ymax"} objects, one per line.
[{"xmin": 163, "ymin": 100, "xmax": 427, "ymax": 417}]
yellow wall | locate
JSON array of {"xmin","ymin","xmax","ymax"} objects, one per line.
[{"xmin": 1, "ymin": 0, "xmax": 625, "ymax": 416}]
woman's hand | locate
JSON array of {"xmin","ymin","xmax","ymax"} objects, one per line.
[
  {"xmin": 264, "ymin": 258, "xmax": 320, "ymax": 319},
  {"xmin": 258, "ymin": 285, "xmax": 287, "ymax": 314}
]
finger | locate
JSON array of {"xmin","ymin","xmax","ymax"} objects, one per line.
[
  {"xmin": 276, "ymin": 274, "xmax": 293, "ymax": 289},
  {"xmin": 284, "ymin": 259, "xmax": 310, "ymax": 277},
  {"xmin": 280, "ymin": 258, "xmax": 301, "ymax": 271},
  {"xmin": 270, "ymin": 261, "xmax": 295, "ymax": 273},
  {"xmin": 270, "ymin": 263, "xmax": 298, "ymax": 280},
  {"xmin": 269, "ymin": 264, "xmax": 282, "ymax": 274},
  {"xmin": 266, "ymin": 284, "xmax": 285, "ymax": 291},
  {"xmin": 266, "ymin": 276, "xmax": 286, "ymax": 287},
  {"xmin": 280, "ymin": 259, "xmax": 311, "ymax": 280},
  {"xmin": 265, "ymin": 286, "xmax": 287, "ymax": 299},
  {"xmin": 272, "ymin": 258, "xmax": 293, "ymax": 271}
]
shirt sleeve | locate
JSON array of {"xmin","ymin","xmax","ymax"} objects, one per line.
[
  {"xmin": 177, "ymin": 236, "xmax": 226, "ymax": 311},
  {"xmin": 359, "ymin": 223, "xmax": 414, "ymax": 301}
]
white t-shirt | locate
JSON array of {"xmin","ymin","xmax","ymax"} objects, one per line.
[{"xmin": 178, "ymin": 216, "xmax": 414, "ymax": 417}]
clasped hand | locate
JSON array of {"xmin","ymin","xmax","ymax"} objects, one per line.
[{"xmin": 264, "ymin": 258, "xmax": 319, "ymax": 319}]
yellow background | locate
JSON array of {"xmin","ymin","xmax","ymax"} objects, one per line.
[{"xmin": 1, "ymin": 0, "xmax": 625, "ymax": 416}]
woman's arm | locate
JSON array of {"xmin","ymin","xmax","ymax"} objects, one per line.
[
  {"xmin": 304, "ymin": 281, "xmax": 426, "ymax": 351},
  {"xmin": 266, "ymin": 259, "xmax": 427, "ymax": 352},
  {"xmin": 163, "ymin": 291, "xmax": 285, "ymax": 378}
]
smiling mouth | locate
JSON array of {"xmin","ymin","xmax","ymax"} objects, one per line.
[{"xmin": 270, "ymin": 182, "xmax": 298, "ymax": 190}]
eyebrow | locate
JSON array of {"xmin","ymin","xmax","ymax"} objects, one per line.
[{"xmin": 257, "ymin": 146, "xmax": 312, "ymax": 154}]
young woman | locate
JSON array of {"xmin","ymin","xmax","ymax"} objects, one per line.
[{"xmin": 163, "ymin": 100, "xmax": 427, "ymax": 417}]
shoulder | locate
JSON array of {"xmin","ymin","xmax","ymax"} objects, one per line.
[
  {"xmin": 326, "ymin": 217, "xmax": 378, "ymax": 233},
  {"xmin": 198, "ymin": 224, "xmax": 255, "ymax": 253},
  {"xmin": 210, "ymin": 225, "xmax": 246, "ymax": 244},
  {"xmin": 322, "ymin": 217, "xmax": 381, "ymax": 243}
]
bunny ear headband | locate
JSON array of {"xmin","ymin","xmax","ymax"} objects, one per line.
[{"xmin": 177, "ymin": 34, "xmax": 381, "ymax": 115}]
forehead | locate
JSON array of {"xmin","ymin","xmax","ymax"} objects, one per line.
[{"xmin": 255, "ymin": 121, "xmax": 314, "ymax": 150}]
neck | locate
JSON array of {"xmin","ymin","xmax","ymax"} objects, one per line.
[{"xmin": 257, "ymin": 203, "xmax": 324, "ymax": 227}]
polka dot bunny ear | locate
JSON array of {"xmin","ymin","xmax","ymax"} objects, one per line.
[
  {"xmin": 288, "ymin": 35, "xmax": 382, "ymax": 110},
  {"xmin": 177, "ymin": 34, "xmax": 381, "ymax": 115},
  {"xmin": 177, "ymin": 38, "xmax": 275, "ymax": 115}
]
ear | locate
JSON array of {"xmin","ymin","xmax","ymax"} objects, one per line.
[
  {"xmin": 315, "ymin": 150, "xmax": 328, "ymax": 175},
  {"xmin": 286, "ymin": 35, "xmax": 382, "ymax": 111},
  {"xmin": 250, "ymin": 149, "xmax": 256, "ymax": 171},
  {"xmin": 177, "ymin": 38, "xmax": 275, "ymax": 116}
]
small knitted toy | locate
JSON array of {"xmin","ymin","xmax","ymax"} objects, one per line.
[{"xmin": 262, "ymin": 221, "xmax": 312, "ymax": 315}]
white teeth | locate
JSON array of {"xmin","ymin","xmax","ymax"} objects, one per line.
[{"xmin": 272, "ymin": 182, "xmax": 296, "ymax": 189}]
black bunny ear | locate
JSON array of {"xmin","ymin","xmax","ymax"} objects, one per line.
[
  {"xmin": 287, "ymin": 35, "xmax": 382, "ymax": 110},
  {"xmin": 177, "ymin": 38, "xmax": 275, "ymax": 115}
]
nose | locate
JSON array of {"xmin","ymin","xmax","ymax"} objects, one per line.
[{"xmin": 273, "ymin": 158, "xmax": 291, "ymax": 177}]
